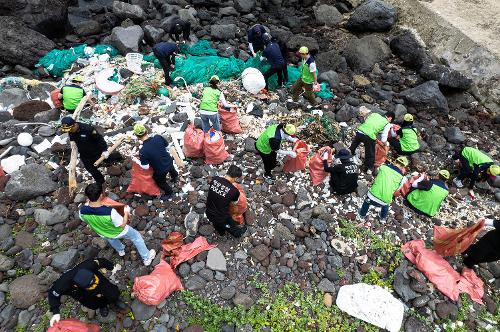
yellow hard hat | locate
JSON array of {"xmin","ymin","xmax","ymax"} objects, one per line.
[
  {"xmin": 396, "ymin": 156, "xmax": 409, "ymax": 167},
  {"xmin": 404, "ymin": 113, "xmax": 414, "ymax": 122},
  {"xmin": 299, "ymin": 46, "xmax": 309, "ymax": 54},
  {"xmin": 210, "ymin": 75, "xmax": 220, "ymax": 82},
  {"xmin": 438, "ymin": 169, "xmax": 450, "ymax": 180},
  {"xmin": 133, "ymin": 123, "xmax": 147, "ymax": 136},
  {"xmin": 284, "ymin": 124, "xmax": 296, "ymax": 136},
  {"xmin": 488, "ymin": 165, "xmax": 500, "ymax": 176},
  {"xmin": 72, "ymin": 75, "xmax": 84, "ymax": 83}
]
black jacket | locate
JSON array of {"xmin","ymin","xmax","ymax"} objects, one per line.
[
  {"xmin": 323, "ymin": 159, "xmax": 359, "ymax": 195},
  {"xmin": 69, "ymin": 123, "xmax": 107, "ymax": 159},
  {"xmin": 48, "ymin": 258, "xmax": 119, "ymax": 314},
  {"xmin": 169, "ymin": 18, "xmax": 191, "ymax": 41}
]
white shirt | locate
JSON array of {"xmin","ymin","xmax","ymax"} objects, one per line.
[{"xmin": 380, "ymin": 123, "xmax": 393, "ymax": 143}]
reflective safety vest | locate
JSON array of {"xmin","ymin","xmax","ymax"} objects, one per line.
[
  {"xmin": 199, "ymin": 87, "xmax": 221, "ymax": 112},
  {"xmin": 301, "ymin": 57, "xmax": 315, "ymax": 84},
  {"xmin": 256, "ymin": 124, "xmax": 279, "ymax": 155},
  {"xmin": 369, "ymin": 164, "xmax": 404, "ymax": 204},
  {"xmin": 400, "ymin": 127, "xmax": 420, "ymax": 152},
  {"xmin": 358, "ymin": 113, "xmax": 388, "ymax": 140},
  {"xmin": 461, "ymin": 147, "xmax": 493, "ymax": 168},
  {"xmin": 407, "ymin": 180, "xmax": 448, "ymax": 217},
  {"xmin": 62, "ymin": 86, "xmax": 84, "ymax": 111}
]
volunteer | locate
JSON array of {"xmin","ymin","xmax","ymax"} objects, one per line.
[
  {"xmin": 462, "ymin": 218, "xmax": 500, "ymax": 268},
  {"xmin": 261, "ymin": 33, "xmax": 287, "ymax": 89},
  {"xmin": 290, "ymin": 46, "xmax": 318, "ymax": 106},
  {"xmin": 358, "ymin": 156, "xmax": 408, "ymax": 223},
  {"xmin": 153, "ymin": 42, "xmax": 180, "ymax": 86},
  {"xmin": 255, "ymin": 123, "xmax": 298, "ymax": 181},
  {"xmin": 132, "ymin": 124, "xmax": 178, "ymax": 201},
  {"xmin": 199, "ymin": 75, "xmax": 238, "ymax": 133},
  {"xmin": 80, "ymin": 183, "xmax": 156, "ymax": 266},
  {"xmin": 349, "ymin": 110, "xmax": 395, "ymax": 174},
  {"xmin": 247, "ymin": 24, "xmax": 267, "ymax": 56},
  {"xmin": 389, "ymin": 113, "xmax": 420, "ymax": 155},
  {"xmin": 48, "ymin": 258, "xmax": 127, "ymax": 326},
  {"xmin": 404, "ymin": 170, "xmax": 449, "ymax": 217},
  {"xmin": 61, "ymin": 116, "xmax": 122, "ymax": 186},
  {"xmin": 322, "ymin": 149, "xmax": 359, "ymax": 195},
  {"xmin": 206, "ymin": 165, "xmax": 248, "ymax": 237},
  {"xmin": 59, "ymin": 76, "xmax": 86, "ymax": 112},
  {"xmin": 452, "ymin": 146, "xmax": 498, "ymax": 198},
  {"xmin": 168, "ymin": 17, "xmax": 191, "ymax": 43}
]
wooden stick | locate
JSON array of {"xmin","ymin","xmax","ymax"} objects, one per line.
[
  {"xmin": 169, "ymin": 146, "xmax": 184, "ymax": 168},
  {"xmin": 68, "ymin": 95, "xmax": 90, "ymax": 196},
  {"xmin": 93, "ymin": 136, "xmax": 126, "ymax": 167}
]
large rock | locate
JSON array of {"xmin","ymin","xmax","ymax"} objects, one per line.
[
  {"xmin": 0, "ymin": 253, "xmax": 14, "ymax": 271},
  {"xmin": 34, "ymin": 205, "xmax": 70, "ymax": 226},
  {"xmin": 12, "ymin": 100, "xmax": 51, "ymax": 121},
  {"xmin": 0, "ymin": 16, "xmax": 56, "ymax": 67},
  {"xmin": 393, "ymin": 262, "xmax": 418, "ymax": 302},
  {"xmin": 314, "ymin": 4, "xmax": 343, "ymax": 26},
  {"xmin": 343, "ymin": 35, "xmax": 391, "ymax": 72},
  {"xmin": 286, "ymin": 35, "xmax": 319, "ymax": 53},
  {"xmin": 346, "ymin": 0, "xmax": 397, "ymax": 32},
  {"xmin": 0, "ymin": 88, "xmax": 29, "ymax": 108},
  {"xmin": 131, "ymin": 299, "xmax": 156, "ymax": 321},
  {"xmin": 178, "ymin": 8, "xmax": 199, "ymax": 28},
  {"xmin": 315, "ymin": 50, "xmax": 346, "ymax": 72},
  {"xmin": 9, "ymin": 275, "xmax": 41, "ymax": 309},
  {"xmin": 112, "ymin": 1, "xmax": 145, "ymax": 21},
  {"xmin": 419, "ymin": 64, "xmax": 472, "ymax": 90},
  {"xmin": 74, "ymin": 20, "xmax": 102, "ymax": 37},
  {"xmin": 400, "ymin": 81, "xmax": 449, "ymax": 113},
  {"xmin": 249, "ymin": 244, "xmax": 270, "ymax": 262},
  {"xmin": 206, "ymin": 248, "xmax": 227, "ymax": 272},
  {"xmin": 318, "ymin": 71, "xmax": 340, "ymax": 90},
  {"xmin": 444, "ymin": 127, "xmax": 466, "ymax": 144},
  {"xmin": 110, "ymin": 25, "xmax": 144, "ymax": 55},
  {"xmin": 390, "ymin": 30, "xmax": 431, "ymax": 70},
  {"xmin": 5, "ymin": 164, "xmax": 57, "ymax": 201},
  {"xmin": 211, "ymin": 24, "xmax": 237, "ymax": 40},
  {"xmin": 51, "ymin": 249, "xmax": 79, "ymax": 271},
  {"xmin": 143, "ymin": 25, "xmax": 165, "ymax": 45},
  {"xmin": 234, "ymin": 0, "xmax": 256, "ymax": 13}
]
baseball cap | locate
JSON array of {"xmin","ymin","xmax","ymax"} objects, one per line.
[
  {"xmin": 61, "ymin": 117, "xmax": 76, "ymax": 132},
  {"xmin": 133, "ymin": 123, "xmax": 147, "ymax": 136}
]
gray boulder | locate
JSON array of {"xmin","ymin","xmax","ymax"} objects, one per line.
[
  {"xmin": 346, "ymin": 0, "xmax": 397, "ymax": 32},
  {"xmin": 34, "ymin": 205, "xmax": 70, "ymax": 226},
  {"xmin": 343, "ymin": 35, "xmax": 391, "ymax": 72},
  {"xmin": 314, "ymin": 4, "xmax": 343, "ymax": 26},
  {"xmin": 110, "ymin": 25, "xmax": 144, "ymax": 55},
  {"xmin": 206, "ymin": 248, "xmax": 227, "ymax": 271},
  {"xmin": 444, "ymin": 127, "xmax": 466, "ymax": 144},
  {"xmin": 131, "ymin": 299, "xmax": 156, "ymax": 321},
  {"xmin": 286, "ymin": 35, "xmax": 319, "ymax": 53},
  {"xmin": 51, "ymin": 249, "xmax": 79, "ymax": 271},
  {"xmin": 211, "ymin": 24, "xmax": 238, "ymax": 40},
  {"xmin": 419, "ymin": 64, "xmax": 472, "ymax": 90},
  {"xmin": 112, "ymin": 1, "xmax": 146, "ymax": 21},
  {"xmin": 5, "ymin": 164, "xmax": 57, "ymax": 201},
  {"xmin": 220, "ymin": 7, "xmax": 238, "ymax": 17},
  {"xmin": 34, "ymin": 108, "xmax": 61, "ymax": 123},
  {"xmin": 0, "ymin": 16, "xmax": 56, "ymax": 67},
  {"xmin": 400, "ymin": 81, "xmax": 449, "ymax": 113},
  {"xmin": 178, "ymin": 8, "xmax": 199, "ymax": 28},
  {"xmin": 0, "ymin": 88, "xmax": 29, "ymax": 108},
  {"xmin": 143, "ymin": 25, "xmax": 165, "ymax": 45},
  {"xmin": 0, "ymin": 253, "xmax": 14, "ymax": 271},
  {"xmin": 315, "ymin": 50, "xmax": 346, "ymax": 72},
  {"xmin": 235, "ymin": 0, "xmax": 256, "ymax": 13},
  {"xmin": 390, "ymin": 30, "xmax": 431, "ymax": 70},
  {"xmin": 335, "ymin": 104, "xmax": 358, "ymax": 122},
  {"xmin": 318, "ymin": 71, "xmax": 340, "ymax": 90},
  {"xmin": 426, "ymin": 134, "xmax": 447, "ymax": 152},
  {"xmin": 74, "ymin": 20, "xmax": 101, "ymax": 37},
  {"xmin": 8, "ymin": 275, "xmax": 41, "ymax": 309}
]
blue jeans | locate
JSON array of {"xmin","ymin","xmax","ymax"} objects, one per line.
[
  {"xmin": 200, "ymin": 112, "xmax": 221, "ymax": 133},
  {"xmin": 107, "ymin": 227, "xmax": 150, "ymax": 261},
  {"xmin": 359, "ymin": 196, "xmax": 389, "ymax": 220}
]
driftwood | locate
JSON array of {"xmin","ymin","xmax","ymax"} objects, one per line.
[
  {"xmin": 68, "ymin": 95, "xmax": 90, "ymax": 196},
  {"xmin": 93, "ymin": 136, "xmax": 127, "ymax": 167}
]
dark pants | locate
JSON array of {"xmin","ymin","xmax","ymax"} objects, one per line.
[
  {"xmin": 457, "ymin": 155, "xmax": 473, "ymax": 181},
  {"xmin": 264, "ymin": 65, "xmax": 286, "ymax": 89},
  {"xmin": 291, "ymin": 78, "xmax": 316, "ymax": 105},
  {"xmin": 359, "ymin": 196, "xmax": 389, "ymax": 220},
  {"xmin": 81, "ymin": 152, "xmax": 122, "ymax": 185},
  {"xmin": 152, "ymin": 168, "xmax": 178, "ymax": 195},
  {"xmin": 462, "ymin": 229, "xmax": 500, "ymax": 268},
  {"xmin": 350, "ymin": 132, "xmax": 376, "ymax": 169},
  {"xmin": 153, "ymin": 49, "xmax": 172, "ymax": 86},
  {"xmin": 256, "ymin": 144, "xmax": 277, "ymax": 176},
  {"xmin": 388, "ymin": 137, "xmax": 416, "ymax": 156},
  {"xmin": 208, "ymin": 214, "xmax": 247, "ymax": 238}
]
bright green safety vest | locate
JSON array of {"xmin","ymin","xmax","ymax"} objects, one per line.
[
  {"xmin": 400, "ymin": 127, "xmax": 420, "ymax": 152},
  {"xmin": 358, "ymin": 113, "xmax": 388, "ymax": 140},
  {"xmin": 300, "ymin": 59, "xmax": 315, "ymax": 84},
  {"xmin": 407, "ymin": 182, "xmax": 448, "ymax": 217},
  {"xmin": 461, "ymin": 147, "xmax": 493, "ymax": 168},
  {"xmin": 80, "ymin": 210, "xmax": 123, "ymax": 238},
  {"xmin": 199, "ymin": 87, "xmax": 221, "ymax": 112},
  {"xmin": 62, "ymin": 86, "xmax": 84, "ymax": 111},
  {"xmin": 256, "ymin": 124, "xmax": 278, "ymax": 155},
  {"xmin": 369, "ymin": 164, "xmax": 403, "ymax": 204}
]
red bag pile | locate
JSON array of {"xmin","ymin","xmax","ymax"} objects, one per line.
[
  {"xmin": 183, "ymin": 123, "xmax": 204, "ymax": 158},
  {"xmin": 309, "ymin": 146, "xmax": 333, "ymax": 186},
  {"xmin": 51, "ymin": 89, "xmax": 62, "ymax": 108},
  {"xmin": 229, "ymin": 183, "xmax": 247, "ymax": 225},
  {"xmin": 126, "ymin": 160, "xmax": 161, "ymax": 196},
  {"xmin": 219, "ymin": 107, "xmax": 242, "ymax": 134},
  {"xmin": 47, "ymin": 319, "xmax": 100, "ymax": 332},
  {"xmin": 203, "ymin": 129, "xmax": 229, "ymax": 165},
  {"xmin": 133, "ymin": 260, "xmax": 184, "ymax": 305},
  {"xmin": 283, "ymin": 140, "xmax": 310, "ymax": 173},
  {"xmin": 433, "ymin": 219, "xmax": 485, "ymax": 257},
  {"xmin": 374, "ymin": 139, "xmax": 389, "ymax": 167}
]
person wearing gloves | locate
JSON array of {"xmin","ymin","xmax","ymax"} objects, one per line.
[
  {"xmin": 199, "ymin": 75, "xmax": 238, "ymax": 133},
  {"xmin": 261, "ymin": 33, "xmax": 287, "ymax": 89},
  {"xmin": 168, "ymin": 17, "xmax": 191, "ymax": 43},
  {"xmin": 358, "ymin": 156, "xmax": 409, "ymax": 223},
  {"xmin": 132, "ymin": 124, "xmax": 178, "ymax": 201},
  {"xmin": 452, "ymin": 146, "xmax": 498, "ymax": 199},
  {"xmin": 389, "ymin": 113, "xmax": 420, "ymax": 155},
  {"xmin": 255, "ymin": 123, "xmax": 298, "ymax": 181},
  {"xmin": 61, "ymin": 116, "xmax": 122, "ymax": 186},
  {"xmin": 349, "ymin": 110, "xmax": 395, "ymax": 174},
  {"xmin": 153, "ymin": 42, "xmax": 180, "ymax": 86},
  {"xmin": 404, "ymin": 170, "xmax": 449, "ymax": 217},
  {"xmin": 462, "ymin": 218, "xmax": 500, "ymax": 268},
  {"xmin": 48, "ymin": 258, "xmax": 127, "ymax": 326},
  {"xmin": 206, "ymin": 165, "xmax": 248, "ymax": 238},
  {"xmin": 59, "ymin": 76, "xmax": 86, "ymax": 112},
  {"xmin": 322, "ymin": 149, "xmax": 359, "ymax": 195},
  {"xmin": 291, "ymin": 46, "xmax": 318, "ymax": 106},
  {"xmin": 80, "ymin": 183, "xmax": 156, "ymax": 265},
  {"xmin": 247, "ymin": 24, "xmax": 267, "ymax": 56}
]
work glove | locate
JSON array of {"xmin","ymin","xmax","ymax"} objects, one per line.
[
  {"xmin": 101, "ymin": 151, "xmax": 110, "ymax": 159},
  {"xmin": 50, "ymin": 314, "xmax": 61, "ymax": 327},
  {"xmin": 124, "ymin": 205, "xmax": 131, "ymax": 215}
]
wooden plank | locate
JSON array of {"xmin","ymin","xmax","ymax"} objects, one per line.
[{"xmin": 68, "ymin": 94, "xmax": 90, "ymax": 196}]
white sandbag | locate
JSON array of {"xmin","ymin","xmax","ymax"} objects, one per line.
[
  {"xmin": 95, "ymin": 68, "xmax": 125, "ymax": 95},
  {"xmin": 336, "ymin": 283, "xmax": 404, "ymax": 332},
  {"xmin": 1, "ymin": 155, "xmax": 26, "ymax": 174},
  {"xmin": 241, "ymin": 68, "xmax": 265, "ymax": 95}
]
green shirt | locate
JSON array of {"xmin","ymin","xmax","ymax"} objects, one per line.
[
  {"xmin": 400, "ymin": 127, "xmax": 420, "ymax": 152},
  {"xmin": 369, "ymin": 164, "xmax": 404, "ymax": 204},
  {"xmin": 62, "ymin": 85, "xmax": 85, "ymax": 111},
  {"xmin": 256, "ymin": 124, "xmax": 279, "ymax": 155},
  {"xmin": 407, "ymin": 181, "xmax": 448, "ymax": 217},
  {"xmin": 79, "ymin": 205, "xmax": 125, "ymax": 238},
  {"xmin": 199, "ymin": 87, "xmax": 221, "ymax": 112},
  {"xmin": 461, "ymin": 147, "xmax": 493, "ymax": 168},
  {"xmin": 300, "ymin": 58, "xmax": 315, "ymax": 84},
  {"xmin": 358, "ymin": 113, "xmax": 389, "ymax": 140}
]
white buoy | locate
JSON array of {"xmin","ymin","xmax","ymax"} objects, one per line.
[{"xmin": 17, "ymin": 133, "xmax": 33, "ymax": 147}]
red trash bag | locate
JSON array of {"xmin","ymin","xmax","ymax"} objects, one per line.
[
  {"xmin": 183, "ymin": 123, "xmax": 204, "ymax": 158},
  {"xmin": 230, "ymin": 183, "xmax": 247, "ymax": 225},
  {"xmin": 203, "ymin": 129, "xmax": 229, "ymax": 165},
  {"xmin": 374, "ymin": 139, "xmax": 389, "ymax": 167},
  {"xmin": 0, "ymin": 167, "xmax": 8, "ymax": 192},
  {"xmin": 127, "ymin": 161, "xmax": 161, "ymax": 196},
  {"xmin": 433, "ymin": 219, "xmax": 485, "ymax": 257},
  {"xmin": 161, "ymin": 232, "xmax": 184, "ymax": 257},
  {"xmin": 47, "ymin": 319, "xmax": 100, "ymax": 332},
  {"xmin": 394, "ymin": 173, "xmax": 427, "ymax": 198},
  {"xmin": 283, "ymin": 140, "xmax": 310, "ymax": 173},
  {"xmin": 51, "ymin": 89, "xmax": 62, "ymax": 108},
  {"xmin": 309, "ymin": 146, "xmax": 333, "ymax": 186},
  {"xmin": 133, "ymin": 260, "xmax": 184, "ymax": 305},
  {"xmin": 169, "ymin": 236, "xmax": 216, "ymax": 269},
  {"xmin": 219, "ymin": 108, "xmax": 242, "ymax": 134}
]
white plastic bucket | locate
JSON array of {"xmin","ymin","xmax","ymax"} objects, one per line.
[{"xmin": 126, "ymin": 53, "xmax": 143, "ymax": 74}]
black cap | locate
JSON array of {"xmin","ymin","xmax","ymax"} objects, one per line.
[
  {"xmin": 73, "ymin": 269, "xmax": 94, "ymax": 288},
  {"xmin": 335, "ymin": 149, "xmax": 351, "ymax": 160},
  {"xmin": 61, "ymin": 117, "xmax": 76, "ymax": 126}
]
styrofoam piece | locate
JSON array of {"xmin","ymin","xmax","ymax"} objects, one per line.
[
  {"xmin": 17, "ymin": 133, "xmax": 33, "ymax": 146},
  {"xmin": 33, "ymin": 139, "xmax": 52, "ymax": 153},
  {"xmin": 1, "ymin": 155, "xmax": 26, "ymax": 173},
  {"xmin": 95, "ymin": 68, "xmax": 124, "ymax": 95}
]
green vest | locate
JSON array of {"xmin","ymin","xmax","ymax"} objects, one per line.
[
  {"xmin": 461, "ymin": 147, "xmax": 493, "ymax": 168},
  {"xmin": 80, "ymin": 207, "xmax": 123, "ymax": 238},
  {"xmin": 369, "ymin": 164, "xmax": 403, "ymax": 204},
  {"xmin": 300, "ymin": 59, "xmax": 315, "ymax": 84},
  {"xmin": 400, "ymin": 127, "xmax": 420, "ymax": 152},
  {"xmin": 358, "ymin": 113, "xmax": 388, "ymax": 140},
  {"xmin": 62, "ymin": 86, "xmax": 84, "ymax": 111},
  {"xmin": 407, "ymin": 182, "xmax": 448, "ymax": 217},
  {"xmin": 256, "ymin": 124, "xmax": 278, "ymax": 155},
  {"xmin": 199, "ymin": 87, "xmax": 221, "ymax": 112}
]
